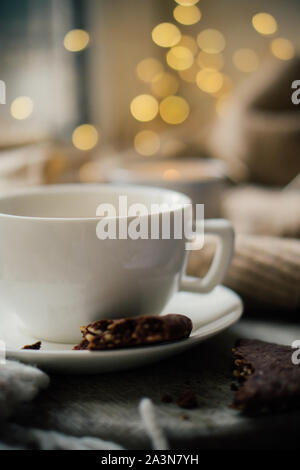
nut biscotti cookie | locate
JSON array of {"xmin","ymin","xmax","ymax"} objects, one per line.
[{"xmin": 73, "ymin": 314, "xmax": 193, "ymax": 351}]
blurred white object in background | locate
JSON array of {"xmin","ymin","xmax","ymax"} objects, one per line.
[
  {"xmin": 0, "ymin": 144, "xmax": 51, "ymax": 191},
  {"xmin": 103, "ymin": 155, "xmax": 229, "ymax": 218},
  {"xmin": 207, "ymin": 58, "xmax": 300, "ymax": 186}
]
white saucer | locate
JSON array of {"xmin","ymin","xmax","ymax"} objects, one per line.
[{"xmin": 1, "ymin": 286, "xmax": 242, "ymax": 374}]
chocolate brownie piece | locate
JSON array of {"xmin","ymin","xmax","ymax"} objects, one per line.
[
  {"xmin": 73, "ymin": 314, "xmax": 192, "ymax": 351},
  {"xmin": 231, "ymin": 339, "xmax": 300, "ymax": 414},
  {"xmin": 22, "ymin": 341, "xmax": 41, "ymax": 350}
]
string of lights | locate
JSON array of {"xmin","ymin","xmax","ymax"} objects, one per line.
[
  {"xmin": 130, "ymin": 0, "xmax": 295, "ymax": 157},
  {"xmin": 8, "ymin": 0, "xmax": 296, "ymax": 160}
]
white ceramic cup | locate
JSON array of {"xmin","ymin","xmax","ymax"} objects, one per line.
[{"xmin": 0, "ymin": 184, "xmax": 234, "ymax": 343}]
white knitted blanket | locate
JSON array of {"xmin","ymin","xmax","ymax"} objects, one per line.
[{"xmin": 0, "ymin": 360, "xmax": 166, "ymax": 450}]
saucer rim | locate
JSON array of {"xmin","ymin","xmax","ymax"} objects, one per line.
[
  {"xmin": 2, "ymin": 286, "xmax": 243, "ymax": 373},
  {"xmin": 5, "ymin": 305, "xmax": 242, "ymax": 357}
]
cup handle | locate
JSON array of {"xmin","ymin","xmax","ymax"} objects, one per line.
[{"xmin": 180, "ymin": 219, "xmax": 234, "ymax": 293}]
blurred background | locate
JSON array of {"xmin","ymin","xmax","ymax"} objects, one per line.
[
  {"xmin": 0, "ymin": 0, "xmax": 299, "ymax": 185},
  {"xmin": 0, "ymin": 0, "xmax": 299, "ymax": 313}
]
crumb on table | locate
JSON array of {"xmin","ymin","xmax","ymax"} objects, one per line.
[{"xmin": 176, "ymin": 390, "xmax": 198, "ymax": 409}]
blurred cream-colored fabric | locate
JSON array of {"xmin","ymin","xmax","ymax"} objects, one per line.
[
  {"xmin": 0, "ymin": 144, "xmax": 50, "ymax": 191},
  {"xmin": 207, "ymin": 58, "xmax": 300, "ymax": 185}
]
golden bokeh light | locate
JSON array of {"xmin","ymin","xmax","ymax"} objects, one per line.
[
  {"xmin": 152, "ymin": 23, "xmax": 181, "ymax": 48},
  {"xmin": 178, "ymin": 35, "xmax": 198, "ymax": 56},
  {"xmin": 178, "ymin": 62, "xmax": 199, "ymax": 83},
  {"xmin": 159, "ymin": 96, "xmax": 190, "ymax": 125},
  {"xmin": 163, "ymin": 169, "xmax": 181, "ymax": 181},
  {"xmin": 10, "ymin": 96, "xmax": 33, "ymax": 120},
  {"xmin": 134, "ymin": 130, "xmax": 160, "ymax": 156},
  {"xmin": 166, "ymin": 46, "xmax": 194, "ymax": 71},
  {"xmin": 196, "ymin": 69, "xmax": 224, "ymax": 94},
  {"xmin": 151, "ymin": 72, "xmax": 179, "ymax": 98},
  {"xmin": 79, "ymin": 161, "xmax": 102, "ymax": 182},
  {"xmin": 175, "ymin": 0, "xmax": 199, "ymax": 5},
  {"xmin": 72, "ymin": 124, "xmax": 99, "ymax": 151},
  {"xmin": 45, "ymin": 153, "xmax": 67, "ymax": 184},
  {"xmin": 197, "ymin": 51, "xmax": 224, "ymax": 70},
  {"xmin": 130, "ymin": 94, "xmax": 159, "ymax": 122},
  {"xmin": 136, "ymin": 58, "xmax": 164, "ymax": 83},
  {"xmin": 252, "ymin": 13, "xmax": 277, "ymax": 36},
  {"xmin": 64, "ymin": 29, "xmax": 90, "ymax": 52},
  {"xmin": 173, "ymin": 5, "xmax": 202, "ymax": 25},
  {"xmin": 213, "ymin": 74, "xmax": 233, "ymax": 98},
  {"xmin": 233, "ymin": 49, "xmax": 259, "ymax": 73},
  {"xmin": 271, "ymin": 38, "xmax": 295, "ymax": 60},
  {"xmin": 197, "ymin": 29, "xmax": 226, "ymax": 54}
]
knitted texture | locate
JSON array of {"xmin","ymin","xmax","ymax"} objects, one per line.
[
  {"xmin": 188, "ymin": 234, "xmax": 300, "ymax": 312},
  {"xmin": 223, "ymin": 186, "xmax": 300, "ymax": 237},
  {"xmin": 0, "ymin": 360, "xmax": 49, "ymax": 422},
  {"xmin": 0, "ymin": 361, "xmax": 162, "ymax": 450},
  {"xmin": 1, "ymin": 424, "xmax": 124, "ymax": 450},
  {"xmin": 1, "ymin": 320, "xmax": 300, "ymax": 450}
]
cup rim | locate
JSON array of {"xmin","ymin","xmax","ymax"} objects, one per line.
[{"xmin": 0, "ymin": 183, "xmax": 192, "ymax": 222}]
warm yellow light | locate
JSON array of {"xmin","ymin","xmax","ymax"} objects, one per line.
[
  {"xmin": 72, "ymin": 124, "xmax": 99, "ymax": 151},
  {"xmin": 45, "ymin": 153, "xmax": 67, "ymax": 183},
  {"xmin": 79, "ymin": 161, "xmax": 102, "ymax": 182},
  {"xmin": 212, "ymin": 74, "xmax": 233, "ymax": 98},
  {"xmin": 152, "ymin": 23, "xmax": 181, "ymax": 48},
  {"xmin": 178, "ymin": 35, "xmax": 198, "ymax": 56},
  {"xmin": 233, "ymin": 49, "xmax": 259, "ymax": 73},
  {"xmin": 197, "ymin": 51, "xmax": 224, "ymax": 70},
  {"xmin": 216, "ymin": 95, "xmax": 230, "ymax": 118},
  {"xmin": 163, "ymin": 168, "xmax": 181, "ymax": 181},
  {"xmin": 64, "ymin": 29, "xmax": 90, "ymax": 52},
  {"xmin": 159, "ymin": 96, "xmax": 190, "ymax": 125},
  {"xmin": 178, "ymin": 63, "xmax": 199, "ymax": 83},
  {"xmin": 271, "ymin": 38, "xmax": 295, "ymax": 60},
  {"xmin": 151, "ymin": 72, "xmax": 179, "ymax": 98},
  {"xmin": 166, "ymin": 46, "xmax": 194, "ymax": 71},
  {"xmin": 173, "ymin": 5, "xmax": 201, "ymax": 25},
  {"xmin": 196, "ymin": 69, "xmax": 224, "ymax": 94},
  {"xmin": 175, "ymin": 0, "xmax": 199, "ymax": 5},
  {"xmin": 197, "ymin": 29, "xmax": 226, "ymax": 54},
  {"xmin": 10, "ymin": 96, "xmax": 33, "ymax": 120},
  {"xmin": 252, "ymin": 13, "xmax": 277, "ymax": 36},
  {"xmin": 134, "ymin": 130, "xmax": 160, "ymax": 156},
  {"xmin": 130, "ymin": 95, "xmax": 159, "ymax": 122},
  {"xmin": 136, "ymin": 58, "xmax": 164, "ymax": 83}
]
